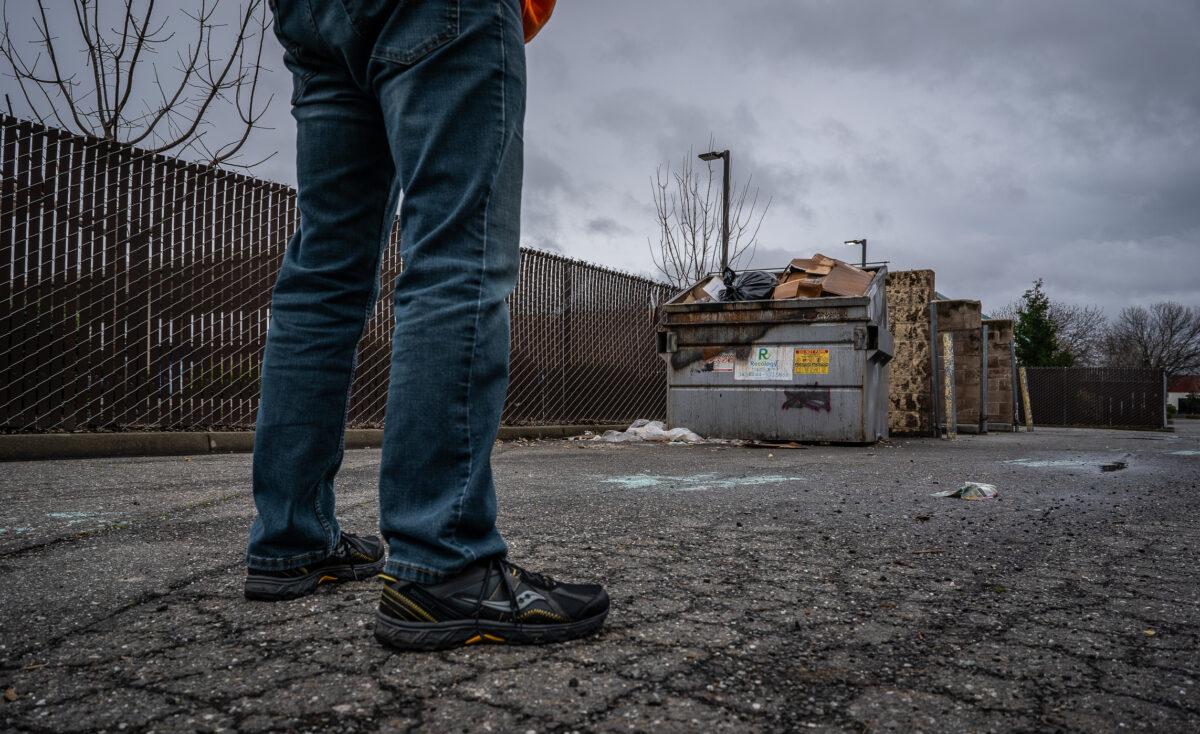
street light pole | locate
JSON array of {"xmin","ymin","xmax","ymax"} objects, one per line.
[
  {"xmin": 699, "ymin": 149, "xmax": 731, "ymax": 273},
  {"xmin": 844, "ymin": 238, "xmax": 867, "ymax": 268}
]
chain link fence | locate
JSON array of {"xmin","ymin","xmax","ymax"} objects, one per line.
[
  {"xmin": 1022, "ymin": 367, "xmax": 1166, "ymax": 430},
  {"xmin": 1, "ymin": 116, "xmax": 670, "ymax": 432}
]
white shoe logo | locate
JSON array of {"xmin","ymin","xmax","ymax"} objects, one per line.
[{"xmin": 478, "ymin": 590, "xmax": 546, "ymax": 613}]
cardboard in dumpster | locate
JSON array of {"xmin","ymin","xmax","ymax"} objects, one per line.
[
  {"xmin": 772, "ymin": 277, "xmax": 824, "ymax": 300},
  {"xmin": 770, "ymin": 252, "xmax": 873, "ymax": 301},
  {"xmin": 676, "ymin": 252, "xmax": 874, "ymax": 304},
  {"xmin": 784, "ymin": 255, "xmax": 835, "ymax": 277},
  {"xmin": 932, "ymin": 482, "xmax": 999, "ymax": 500},
  {"xmin": 680, "ymin": 274, "xmax": 725, "ymax": 304},
  {"xmin": 819, "ymin": 261, "xmax": 874, "ymax": 297}
]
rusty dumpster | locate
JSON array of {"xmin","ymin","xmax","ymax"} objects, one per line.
[{"xmin": 656, "ymin": 267, "xmax": 893, "ymax": 443}]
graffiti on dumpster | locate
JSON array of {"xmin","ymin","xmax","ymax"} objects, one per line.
[{"xmin": 781, "ymin": 388, "xmax": 832, "ymax": 412}]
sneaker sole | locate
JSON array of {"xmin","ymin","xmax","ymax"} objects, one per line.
[
  {"xmin": 373, "ymin": 608, "xmax": 608, "ymax": 651},
  {"xmin": 244, "ymin": 557, "xmax": 386, "ymax": 601}
]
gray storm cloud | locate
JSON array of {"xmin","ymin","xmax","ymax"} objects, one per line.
[{"xmin": 3, "ymin": 0, "xmax": 1196, "ymax": 313}]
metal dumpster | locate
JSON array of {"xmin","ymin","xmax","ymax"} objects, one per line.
[{"xmin": 656, "ymin": 267, "xmax": 893, "ymax": 443}]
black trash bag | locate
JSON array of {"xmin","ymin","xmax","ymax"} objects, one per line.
[{"xmin": 719, "ymin": 268, "xmax": 777, "ymax": 302}]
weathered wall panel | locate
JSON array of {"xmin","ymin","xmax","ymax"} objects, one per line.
[
  {"xmin": 983, "ymin": 319, "xmax": 1015, "ymax": 430},
  {"xmin": 935, "ymin": 300, "xmax": 983, "ymax": 432},
  {"xmin": 885, "ymin": 270, "xmax": 935, "ymax": 435}
]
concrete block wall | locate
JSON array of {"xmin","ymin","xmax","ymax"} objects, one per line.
[
  {"xmin": 885, "ymin": 270, "xmax": 936, "ymax": 435},
  {"xmin": 935, "ymin": 300, "xmax": 983, "ymax": 432},
  {"xmin": 984, "ymin": 319, "xmax": 1015, "ymax": 430}
]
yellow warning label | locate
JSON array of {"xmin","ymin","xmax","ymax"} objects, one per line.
[{"xmin": 793, "ymin": 348, "xmax": 830, "ymax": 375}]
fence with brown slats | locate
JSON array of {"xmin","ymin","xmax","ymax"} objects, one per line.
[
  {"xmin": 0, "ymin": 116, "xmax": 670, "ymax": 432},
  {"xmin": 1022, "ymin": 367, "xmax": 1166, "ymax": 430}
]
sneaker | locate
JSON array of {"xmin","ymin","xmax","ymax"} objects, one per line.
[
  {"xmin": 244, "ymin": 532, "xmax": 385, "ymax": 601},
  {"xmin": 374, "ymin": 558, "xmax": 609, "ymax": 650}
]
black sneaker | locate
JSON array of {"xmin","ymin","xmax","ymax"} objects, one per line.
[
  {"xmin": 244, "ymin": 532, "xmax": 385, "ymax": 601},
  {"xmin": 374, "ymin": 558, "xmax": 609, "ymax": 650}
]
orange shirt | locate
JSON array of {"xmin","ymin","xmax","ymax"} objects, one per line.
[{"xmin": 522, "ymin": 0, "xmax": 556, "ymax": 42}]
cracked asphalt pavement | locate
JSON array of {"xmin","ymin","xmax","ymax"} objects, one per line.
[{"xmin": 2, "ymin": 423, "xmax": 1199, "ymax": 733}]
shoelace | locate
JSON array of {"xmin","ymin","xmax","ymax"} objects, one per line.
[
  {"xmin": 470, "ymin": 558, "xmax": 556, "ymax": 640},
  {"xmin": 502, "ymin": 560, "xmax": 557, "ymax": 589},
  {"xmin": 334, "ymin": 534, "xmax": 376, "ymax": 578}
]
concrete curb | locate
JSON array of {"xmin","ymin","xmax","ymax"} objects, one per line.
[{"xmin": 0, "ymin": 424, "xmax": 628, "ymax": 462}]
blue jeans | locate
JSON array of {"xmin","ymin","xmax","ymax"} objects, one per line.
[{"xmin": 246, "ymin": 0, "xmax": 525, "ymax": 583}]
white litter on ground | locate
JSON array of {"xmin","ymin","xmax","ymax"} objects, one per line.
[
  {"xmin": 932, "ymin": 482, "xmax": 999, "ymax": 500},
  {"xmin": 584, "ymin": 419, "xmax": 705, "ymax": 444}
]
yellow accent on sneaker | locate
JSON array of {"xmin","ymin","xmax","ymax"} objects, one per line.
[{"xmin": 382, "ymin": 586, "xmax": 437, "ymax": 623}]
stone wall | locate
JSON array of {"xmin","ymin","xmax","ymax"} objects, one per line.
[
  {"xmin": 984, "ymin": 319, "xmax": 1015, "ymax": 430},
  {"xmin": 885, "ymin": 270, "xmax": 936, "ymax": 436},
  {"xmin": 935, "ymin": 300, "xmax": 983, "ymax": 432}
]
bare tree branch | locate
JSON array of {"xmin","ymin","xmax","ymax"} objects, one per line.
[
  {"xmin": 648, "ymin": 139, "xmax": 773, "ymax": 289},
  {"xmin": 1104, "ymin": 302, "xmax": 1200, "ymax": 377},
  {"xmin": 2, "ymin": 0, "xmax": 271, "ymax": 168}
]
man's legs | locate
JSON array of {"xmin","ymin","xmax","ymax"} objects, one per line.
[
  {"xmin": 246, "ymin": 0, "xmax": 606, "ymax": 645},
  {"xmin": 246, "ymin": 58, "xmax": 399, "ymax": 571},
  {"xmin": 372, "ymin": 0, "xmax": 526, "ymax": 583}
]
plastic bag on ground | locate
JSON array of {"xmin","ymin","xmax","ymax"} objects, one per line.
[
  {"xmin": 592, "ymin": 419, "xmax": 704, "ymax": 444},
  {"xmin": 932, "ymin": 482, "xmax": 999, "ymax": 500}
]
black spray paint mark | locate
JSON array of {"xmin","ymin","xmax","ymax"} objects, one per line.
[{"xmin": 781, "ymin": 389, "xmax": 832, "ymax": 412}]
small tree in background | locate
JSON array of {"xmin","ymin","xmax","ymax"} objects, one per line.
[
  {"xmin": 1014, "ymin": 279, "xmax": 1073, "ymax": 367},
  {"xmin": 1104, "ymin": 302, "xmax": 1200, "ymax": 377},
  {"xmin": 648, "ymin": 140, "xmax": 771, "ymax": 290},
  {"xmin": 992, "ymin": 298, "xmax": 1106, "ymax": 366}
]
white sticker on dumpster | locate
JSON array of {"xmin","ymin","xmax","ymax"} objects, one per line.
[
  {"xmin": 734, "ymin": 346, "xmax": 795, "ymax": 381},
  {"xmin": 710, "ymin": 352, "xmax": 735, "ymax": 372}
]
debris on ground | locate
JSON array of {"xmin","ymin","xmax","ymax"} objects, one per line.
[
  {"xmin": 1101, "ymin": 460, "xmax": 1128, "ymax": 472},
  {"xmin": 584, "ymin": 419, "xmax": 704, "ymax": 444},
  {"xmin": 744, "ymin": 440, "xmax": 806, "ymax": 450},
  {"xmin": 932, "ymin": 482, "xmax": 999, "ymax": 500}
]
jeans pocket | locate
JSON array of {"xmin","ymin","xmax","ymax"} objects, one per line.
[
  {"xmin": 269, "ymin": 0, "xmax": 318, "ymax": 103},
  {"xmin": 338, "ymin": 0, "xmax": 461, "ymax": 65}
]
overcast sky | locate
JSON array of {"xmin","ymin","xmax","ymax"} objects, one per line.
[{"xmin": 4, "ymin": 1, "xmax": 1199, "ymax": 315}]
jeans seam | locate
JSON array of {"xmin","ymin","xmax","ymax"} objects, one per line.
[
  {"xmin": 300, "ymin": 0, "xmax": 336, "ymax": 56},
  {"xmin": 443, "ymin": 0, "xmax": 509, "ymax": 564},
  {"xmin": 304, "ymin": 131, "xmax": 396, "ymax": 559},
  {"xmin": 247, "ymin": 548, "xmax": 328, "ymax": 571},
  {"xmin": 384, "ymin": 559, "xmax": 456, "ymax": 584}
]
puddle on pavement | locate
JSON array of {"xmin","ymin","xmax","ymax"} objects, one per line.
[
  {"xmin": 45, "ymin": 510, "xmax": 126, "ymax": 526},
  {"xmin": 1005, "ymin": 457, "xmax": 1129, "ymax": 472},
  {"xmin": 1005, "ymin": 458, "xmax": 1093, "ymax": 468},
  {"xmin": 601, "ymin": 473, "xmax": 805, "ymax": 492}
]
